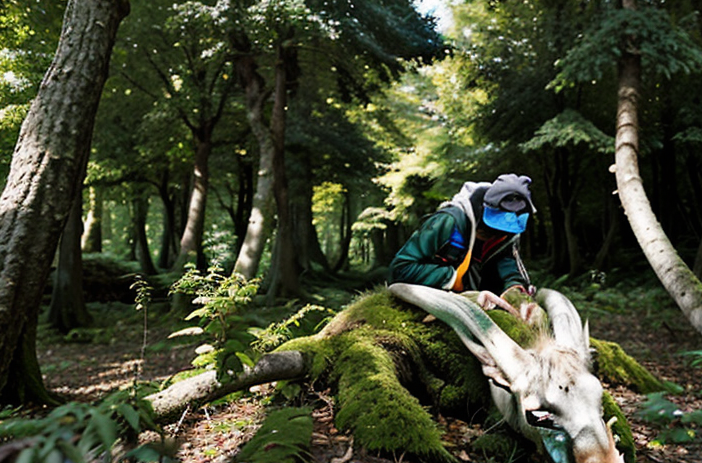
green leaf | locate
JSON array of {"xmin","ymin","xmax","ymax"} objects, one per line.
[
  {"xmin": 117, "ymin": 403, "xmax": 142, "ymax": 432},
  {"xmin": 15, "ymin": 448, "xmax": 37, "ymax": 463},
  {"xmin": 185, "ymin": 307, "xmax": 210, "ymax": 321},
  {"xmin": 236, "ymin": 351, "xmax": 255, "ymax": 368},
  {"xmin": 125, "ymin": 444, "xmax": 164, "ymax": 462},
  {"xmin": 45, "ymin": 449, "xmax": 64, "ymax": 463},
  {"xmin": 88, "ymin": 409, "xmax": 118, "ymax": 450},
  {"xmin": 56, "ymin": 439, "xmax": 87, "ymax": 463},
  {"xmin": 235, "ymin": 407, "xmax": 313, "ymax": 463},
  {"xmin": 660, "ymin": 427, "xmax": 696, "ymax": 444}
]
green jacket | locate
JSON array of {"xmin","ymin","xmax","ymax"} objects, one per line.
[{"xmin": 387, "ymin": 182, "xmax": 528, "ymax": 293}]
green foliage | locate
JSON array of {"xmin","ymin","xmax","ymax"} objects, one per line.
[
  {"xmin": 520, "ymin": 109, "xmax": 614, "ymax": 154},
  {"xmin": 636, "ymin": 392, "xmax": 702, "ymax": 445},
  {"xmin": 0, "ymin": 392, "xmax": 169, "ymax": 463},
  {"xmin": 234, "ymin": 407, "xmax": 313, "ymax": 463},
  {"xmin": 170, "ymin": 267, "xmax": 260, "ymax": 381},
  {"xmin": 251, "ymin": 303, "xmax": 333, "ymax": 352},
  {"xmin": 551, "ymin": 6, "xmax": 702, "ymax": 90},
  {"xmin": 681, "ymin": 350, "xmax": 702, "ymax": 368}
]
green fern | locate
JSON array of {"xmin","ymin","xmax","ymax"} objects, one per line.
[{"xmin": 235, "ymin": 407, "xmax": 313, "ymax": 463}]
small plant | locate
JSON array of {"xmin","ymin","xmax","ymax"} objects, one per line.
[
  {"xmin": 0, "ymin": 392, "xmax": 170, "ymax": 462},
  {"xmin": 251, "ymin": 303, "xmax": 333, "ymax": 352},
  {"xmin": 169, "ymin": 266, "xmax": 261, "ymax": 382},
  {"xmin": 636, "ymin": 392, "xmax": 702, "ymax": 445},
  {"xmin": 234, "ymin": 407, "xmax": 313, "ymax": 463},
  {"xmin": 680, "ymin": 349, "xmax": 702, "ymax": 368}
]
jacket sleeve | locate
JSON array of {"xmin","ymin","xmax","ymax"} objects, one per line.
[
  {"xmin": 493, "ymin": 243, "xmax": 528, "ymax": 293},
  {"xmin": 387, "ymin": 213, "xmax": 458, "ymax": 289}
]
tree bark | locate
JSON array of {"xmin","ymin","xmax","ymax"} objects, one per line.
[
  {"xmin": 233, "ymin": 54, "xmax": 276, "ymax": 280},
  {"xmin": 156, "ymin": 170, "xmax": 180, "ymax": 270},
  {"xmin": 175, "ymin": 135, "xmax": 212, "ymax": 271},
  {"xmin": 48, "ymin": 196, "xmax": 92, "ymax": 334},
  {"xmin": 81, "ymin": 186, "xmax": 103, "ymax": 253},
  {"xmin": 615, "ymin": 0, "xmax": 702, "ymax": 335},
  {"xmin": 0, "ymin": 0, "xmax": 129, "ymax": 403},
  {"xmin": 133, "ymin": 195, "xmax": 157, "ymax": 275},
  {"xmin": 145, "ymin": 351, "xmax": 307, "ymax": 423},
  {"xmin": 234, "ymin": 155, "xmax": 254, "ymax": 255},
  {"xmin": 290, "ymin": 152, "xmax": 330, "ymax": 274},
  {"xmin": 266, "ymin": 38, "xmax": 300, "ymax": 302},
  {"xmin": 332, "ymin": 190, "xmax": 353, "ymax": 272}
]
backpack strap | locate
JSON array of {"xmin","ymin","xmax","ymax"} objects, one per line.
[{"xmin": 432, "ymin": 206, "xmax": 469, "ymax": 266}]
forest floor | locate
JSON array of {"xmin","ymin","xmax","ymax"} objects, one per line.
[{"xmin": 36, "ymin": 276, "xmax": 702, "ymax": 463}]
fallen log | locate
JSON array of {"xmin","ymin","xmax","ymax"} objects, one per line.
[{"xmin": 145, "ymin": 350, "xmax": 308, "ymax": 422}]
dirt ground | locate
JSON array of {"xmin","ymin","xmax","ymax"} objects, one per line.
[{"xmin": 37, "ymin": 296, "xmax": 702, "ymax": 463}]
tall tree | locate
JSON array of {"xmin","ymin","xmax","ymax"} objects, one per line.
[
  {"xmin": 118, "ymin": 0, "xmax": 236, "ymax": 272},
  {"xmin": 0, "ymin": 0, "xmax": 129, "ymax": 403},
  {"xmin": 614, "ymin": 0, "xmax": 702, "ymax": 334},
  {"xmin": 232, "ymin": 0, "xmax": 443, "ymax": 291}
]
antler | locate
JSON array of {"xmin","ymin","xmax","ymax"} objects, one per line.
[
  {"xmin": 388, "ymin": 283, "xmax": 534, "ymax": 385},
  {"xmin": 535, "ymin": 288, "xmax": 590, "ymax": 362}
]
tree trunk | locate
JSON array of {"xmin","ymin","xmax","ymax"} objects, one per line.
[
  {"xmin": 133, "ymin": 195, "xmax": 157, "ymax": 275},
  {"xmin": 542, "ymin": 162, "xmax": 567, "ymax": 274},
  {"xmin": 266, "ymin": 39, "xmax": 300, "ymax": 302},
  {"xmin": 615, "ymin": 0, "xmax": 702, "ymax": 335},
  {"xmin": 233, "ymin": 55, "xmax": 276, "ymax": 280},
  {"xmin": 0, "ymin": 0, "xmax": 128, "ymax": 404},
  {"xmin": 234, "ymin": 155, "xmax": 254, "ymax": 255},
  {"xmin": 81, "ymin": 186, "xmax": 103, "ymax": 253},
  {"xmin": 290, "ymin": 151, "xmax": 330, "ymax": 274},
  {"xmin": 157, "ymin": 171, "xmax": 179, "ymax": 270},
  {"xmin": 175, "ymin": 135, "xmax": 212, "ymax": 271},
  {"xmin": 593, "ymin": 197, "xmax": 621, "ymax": 271},
  {"xmin": 694, "ymin": 238, "xmax": 702, "ymax": 280},
  {"xmin": 333, "ymin": 190, "xmax": 353, "ymax": 272},
  {"xmin": 49, "ymin": 195, "xmax": 92, "ymax": 334}
]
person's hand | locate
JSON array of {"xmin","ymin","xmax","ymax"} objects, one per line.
[{"xmin": 500, "ymin": 285, "xmax": 543, "ymax": 325}]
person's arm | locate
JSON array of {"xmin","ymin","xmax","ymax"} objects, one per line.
[{"xmin": 387, "ymin": 213, "xmax": 458, "ymax": 289}]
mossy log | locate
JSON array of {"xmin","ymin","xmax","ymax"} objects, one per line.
[{"xmin": 146, "ymin": 287, "xmax": 669, "ymax": 462}]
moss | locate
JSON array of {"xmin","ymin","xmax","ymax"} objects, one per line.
[
  {"xmin": 487, "ymin": 309, "xmax": 539, "ymax": 347},
  {"xmin": 332, "ymin": 330, "xmax": 455, "ymax": 462},
  {"xmin": 275, "ymin": 289, "xmax": 470, "ymax": 461},
  {"xmin": 602, "ymin": 390, "xmax": 636, "ymax": 463},
  {"xmin": 590, "ymin": 338, "xmax": 674, "ymax": 394}
]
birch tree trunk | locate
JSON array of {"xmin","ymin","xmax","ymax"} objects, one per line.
[
  {"xmin": 176, "ymin": 135, "xmax": 213, "ymax": 271},
  {"xmin": 0, "ymin": 0, "xmax": 129, "ymax": 403},
  {"xmin": 615, "ymin": 0, "xmax": 702, "ymax": 335},
  {"xmin": 233, "ymin": 54, "xmax": 276, "ymax": 280}
]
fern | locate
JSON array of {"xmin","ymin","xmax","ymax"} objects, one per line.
[{"xmin": 235, "ymin": 407, "xmax": 313, "ymax": 463}]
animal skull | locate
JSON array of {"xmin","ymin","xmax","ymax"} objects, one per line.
[{"xmin": 388, "ymin": 283, "xmax": 624, "ymax": 463}]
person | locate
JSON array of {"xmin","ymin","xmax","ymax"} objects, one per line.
[{"xmin": 387, "ymin": 174, "xmax": 535, "ymax": 299}]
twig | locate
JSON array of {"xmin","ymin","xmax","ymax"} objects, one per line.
[{"xmin": 173, "ymin": 404, "xmax": 191, "ymax": 436}]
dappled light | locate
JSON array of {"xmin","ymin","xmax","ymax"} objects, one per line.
[{"xmin": 1, "ymin": 0, "xmax": 702, "ymax": 462}]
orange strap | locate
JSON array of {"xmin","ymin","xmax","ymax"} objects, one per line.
[{"xmin": 451, "ymin": 249, "xmax": 472, "ymax": 292}]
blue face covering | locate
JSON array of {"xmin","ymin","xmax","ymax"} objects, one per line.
[{"xmin": 482, "ymin": 205, "xmax": 529, "ymax": 234}]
